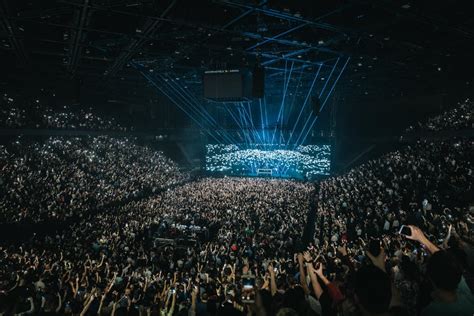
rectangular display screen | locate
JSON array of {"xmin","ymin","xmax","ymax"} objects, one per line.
[{"xmin": 205, "ymin": 144, "xmax": 331, "ymax": 180}]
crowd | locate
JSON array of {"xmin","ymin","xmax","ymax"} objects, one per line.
[
  {"xmin": 0, "ymin": 94, "xmax": 126, "ymax": 131},
  {"xmin": 0, "ymin": 136, "xmax": 188, "ymax": 222},
  {"xmin": 405, "ymin": 98, "xmax": 473, "ymax": 133},
  {"xmin": 0, "ymin": 99, "xmax": 473, "ymax": 315},
  {"xmin": 315, "ymin": 138, "xmax": 474, "ymax": 315}
]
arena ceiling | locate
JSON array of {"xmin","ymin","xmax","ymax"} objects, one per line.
[{"xmin": 1, "ymin": 0, "xmax": 473, "ymax": 102}]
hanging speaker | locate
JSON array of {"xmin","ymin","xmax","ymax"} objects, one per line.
[{"xmin": 252, "ymin": 65, "xmax": 265, "ymax": 98}]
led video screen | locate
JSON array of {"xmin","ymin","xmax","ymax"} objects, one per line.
[{"xmin": 205, "ymin": 144, "xmax": 331, "ymax": 180}]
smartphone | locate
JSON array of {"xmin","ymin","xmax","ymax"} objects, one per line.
[
  {"xmin": 398, "ymin": 225, "xmax": 412, "ymax": 237},
  {"xmin": 241, "ymin": 275, "xmax": 255, "ymax": 304}
]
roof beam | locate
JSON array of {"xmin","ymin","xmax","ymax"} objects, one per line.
[
  {"xmin": 0, "ymin": 0, "xmax": 29, "ymax": 65},
  {"xmin": 67, "ymin": 0, "xmax": 91, "ymax": 75},
  {"xmin": 241, "ymin": 31, "xmax": 343, "ymax": 57},
  {"xmin": 246, "ymin": 22, "xmax": 308, "ymax": 51},
  {"xmin": 104, "ymin": 0, "xmax": 177, "ymax": 78},
  {"xmin": 221, "ymin": 0, "xmax": 267, "ymax": 29},
  {"xmin": 245, "ymin": 4, "xmax": 353, "ymax": 52},
  {"xmin": 215, "ymin": 0, "xmax": 349, "ymax": 34}
]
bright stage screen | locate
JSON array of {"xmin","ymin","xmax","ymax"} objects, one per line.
[{"xmin": 205, "ymin": 144, "xmax": 331, "ymax": 180}]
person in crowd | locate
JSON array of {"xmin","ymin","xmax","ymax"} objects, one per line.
[{"xmin": 0, "ymin": 96, "xmax": 473, "ymax": 315}]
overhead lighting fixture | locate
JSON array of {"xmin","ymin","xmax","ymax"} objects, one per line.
[{"xmin": 401, "ymin": 4, "xmax": 411, "ymax": 9}]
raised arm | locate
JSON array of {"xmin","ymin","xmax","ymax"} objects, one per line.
[
  {"xmin": 267, "ymin": 263, "xmax": 277, "ymax": 296},
  {"xmin": 306, "ymin": 262, "xmax": 324, "ymax": 300},
  {"xmin": 297, "ymin": 253, "xmax": 310, "ymax": 295},
  {"xmin": 314, "ymin": 263, "xmax": 330, "ymax": 286},
  {"xmin": 167, "ymin": 291, "xmax": 177, "ymax": 316},
  {"xmin": 406, "ymin": 225, "xmax": 440, "ymax": 254},
  {"xmin": 190, "ymin": 286, "xmax": 198, "ymax": 316},
  {"xmin": 24, "ymin": 297, "xmax": 35, "ymax": 314},
  {"xmin": 440, "ymin": 224, "xmax": 452, "ymax": 250},
  {"xmin": 55, "ymin": 292, "xmax": 62, "ymax": 313},
  {"xmin": 80, "ymin": 293, "xmax": 95, "ymax": 316}
]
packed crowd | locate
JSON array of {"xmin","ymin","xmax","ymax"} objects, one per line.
[
  {"xmin": 315, "ymin": 138, "xmax": 474, "ymax": 315},
  {"xmin": 0, "ymin": 178, "xmax": 317, "ymax": 315},
  {"xmin": 0, "ymin": 136, "xmax": 188, "ymax": 222},
  {"xmin": 405, "ymin": 98, "xmax": 473, "ymax": 132},
  {"xmin": 0, "ymin": 100, "xmax": 473, "ymax": 315},
  {"xmin": 0, "ymin": 94, "xmax": 126, "ymax": 131}
]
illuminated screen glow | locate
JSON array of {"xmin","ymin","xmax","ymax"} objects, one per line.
[{"xmin": 205, "ymin": 144, "xmax": 331, "ymax": 180}]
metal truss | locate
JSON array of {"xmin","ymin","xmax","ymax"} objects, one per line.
[
  {"xmin": 104, "ymin": 0, "xmax": 178, "ymax": 78},
  {"xmin": 0, "ymin": 0, "xmax": 29, "ymax": 65},
  {"xmin": 214, "ymin": 0, "xmax": 351, "ymax": 34},
  {"xmin": 67, "ymin": 0, "xmax": 91, "ymax": 75}
]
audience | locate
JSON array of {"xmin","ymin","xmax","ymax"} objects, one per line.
[
  {"xmin": 406, "ymin": 98, "xmax": 473, "ymax": 133},
  {"xmin": 0, "ymin": 136, "xmax": 188, "ymax": 222},
  {"xmin": 0, "ymin": 99, "xmax": 473, "ymax": 315},
  {"xmin": 0, "ymin": 94, "xmax": 126, "ymax": 131}
]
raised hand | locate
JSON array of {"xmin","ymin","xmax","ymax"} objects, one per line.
[
  {"xmin": 366, "ymin": 247, "xmax": 386, "ymax": 273},
  {"xmin": 405, "ymin": 225, "xmax": 427, "ymax": 243},
  {"xmin": 315, "ymin": 262, "xmax": 323, "ymax": 276},
  {"xmin": 337, "ymin": 244, "xmax": 347, "ymax": 256},
  {"xmin": 303, "ymin": 251, "xmax": 312, "ymax": 262},
  {"xmin": 404, "ymin": 225, "xmax": 440, "ymax": 254},
  {"xmin": 191, "ymin": 286, "xmax": 199, "ymax": 299}
]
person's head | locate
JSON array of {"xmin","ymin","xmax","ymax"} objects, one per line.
[
  {"xmin": 355, "ymin": 265, "xmax": 391, "ymax": 315},
  {"xmin": 426, "ymin": 250, "xmax": 462, "ymax": 292}
]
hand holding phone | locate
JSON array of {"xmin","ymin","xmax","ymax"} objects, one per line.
[
  {"xmin": 241, "ymin": 275, "xmax": 255, "ymax": 304},
  {"xmin": 398, "ymin": 225, "xmax": 412, "ymax": 237},
  {"xmin": 368, "ymin": 239, "xmax": 381, "ymax": 257}
]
